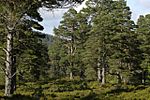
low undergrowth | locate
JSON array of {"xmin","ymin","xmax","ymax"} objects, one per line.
[{"xmin": 0, "ymin": 79, "xmax": 150, "ymax": 100}]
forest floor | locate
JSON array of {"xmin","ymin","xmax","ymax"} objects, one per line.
[{"xmin": 0, "ymin": 79, "xmax": 150, "ymax": 100}]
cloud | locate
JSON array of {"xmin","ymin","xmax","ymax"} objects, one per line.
[
  {"xmin": 39, "ymin": 8, "xmax": 68, "ymax": 21},
  {"xmin": 139, "ymin": 0, "xmax": 150, "ymax": 8},
  {"xmin": 38, "ymin": 8, "xmax": 68, "ymax": 34},
  {"xmin": 40, "ymin": 0, "xmax": 150, "ymax": 34},
  {"xmin": 127, "ymin": 0, "xmax": 150, "ymax": 22},
  {"xmin": 39, "ymin": 0, "xmax": 88, "ymax": 34},
  {"xmin": 74, "ymin": 0, "xmax": 87, "ymax": 12}
]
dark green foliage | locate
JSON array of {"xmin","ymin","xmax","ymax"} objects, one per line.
[
  {"xmin": 1, "ymin": 0, "xmax": 150, "ymax": 99},
  {"xmin": 137, "ymin": 14, "xmax": 150, "ymax": 84},
  {"xmin": 48, "ymin": 0, "xmax": 148, "ymax": 86},
  {"xmin": 49, "ymin": 8, "xmax": 90, "ymax": 80},
  {"xmin": 48, "ymin": 36, "xmax": 68, "ymax": 78},
  {"xmin": 0, "ymin": 31, "xmax": 49, "ymax": 83},
  {"xmin": 0, "ymin": 0, "xmax": 84, "ymax": 96},
  {"xmin": 107, "ymin": 0, "xmax": 143, "ymax": 84}
]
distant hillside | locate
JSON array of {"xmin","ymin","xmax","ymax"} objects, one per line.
[{"xmin": 42, "ymin": 34, "xmax": 53, "ymax": 46}]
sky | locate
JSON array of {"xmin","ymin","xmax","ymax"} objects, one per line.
[{"xmin": 39, "ymin": 0, "xmax": 150, "ymax": 35}]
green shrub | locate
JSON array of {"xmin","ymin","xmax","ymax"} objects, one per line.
[{"xmin": 88, "ymin": 81, "xmax": 100, "ymax": 89}]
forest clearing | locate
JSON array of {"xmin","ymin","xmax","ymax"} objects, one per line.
[{"xmin": 0, "ymin": 0, "xmax": 150, "ymax": 99}]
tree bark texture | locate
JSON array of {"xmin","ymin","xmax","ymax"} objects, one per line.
[
  {"xmin": 97, "ymin": 67, "xmax": 101, "ymax": 82},
  {"xmin": 101, "ymin": 67, "xmax": 105, "ymax": 85},
  {"xmin": 5, "ymin": 31, "xmax": 15, "ymax": 97},
  {"xmin": 70, "ymin": 72, "xmax": 73, "ymax": 80}
]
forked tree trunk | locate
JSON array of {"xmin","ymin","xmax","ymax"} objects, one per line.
[{"xmin": 5, "ymin": 31, "xmax": 15, "ymax": 97}]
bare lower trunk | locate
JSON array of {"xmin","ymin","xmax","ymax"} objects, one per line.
[
  {"xmin": 97, "ymin": 68, "xmax": 101, "ymax": 82},
  {"xmin": 142, "ymin": 70, "xmax": 145, "ymax": 84},
  {"xmin": 123, "ymin": 78, "xmax": 128, "ymax": 85},
  {"xmin": 101, "ymin": 67, "xmax": 105, "ymax": 85},
  {"xmin": 116, "ymin": 72, "xmax": 122, "ymax": 84},
  {"xmin": 80, "ymin": 69, "xmax": 84, "ymax": 80},
  {"xmin": 70, "ymin": 72, "xmax": 73, "ymax": 80},
  {"xmin": 5, "ymin": 32, "xmax": 15, "ymax": 97},
  {"xmin": 11, "ymin": 60, "xmax": 16, "ymax": 93}
]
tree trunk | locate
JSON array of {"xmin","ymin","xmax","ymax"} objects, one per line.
[
  {"xmin": 142, "ymin": 70, "xmax": 145, "ymax": 85},
  {"xmin": 5, "ymin": 31, "xmax": 15, "ymax": 97},
  {"xmin": 123, "ymin": 78, "xmax": 128, "ymax": 85},
  {"xmin": 11, "ymin": 56, "xmax": 16, "ymax": 93},
  {"xmin": 80, "ymin": 68, "xmax": 84, "ymax": 80},
  {"xmin": 101, "ymin": 67, "xmax": 105, "ymax": 85},
  {"xmin": 97, "ymin": 67, "xmax": 101, "ymax": 82},
  {"xmin": 116, "ymin": 72, "xmax": 121, "ymax": 84},
  {"xmin": 70, "ymin": 71, "xmax": 73, "ymax": 80}
]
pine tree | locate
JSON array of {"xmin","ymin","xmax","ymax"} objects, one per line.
[
  {"xmin": 51, "ymin": 8, "xmax": 91, "ymax": 80},
  {"xmin": 108, "ymin": 0, "xmax": 142, "ymax": 84},
  {"xmin": 48, "ymin": 36, "xmax": 68, "ymax": 78},
  {"xmin": 15, "ymin": 32, "xmax": 49, "ymax": 82},
  {"xmin": 83, "ymin": 0, "xmax": 114, "ymax": 85},
  {"xmin": 54, "ymin": 8, "xmax": 79, "ymax": 79},
  {"xmin": 81, "ymin": 0, "xmax": 143, "ymax": 85},
  {"xmin": 0, "ymin": 0, "xmax": 83, "ymax": 97},
  {"xmin": 137, "ymin": 14, "xmax": 150, "ymax": 84}
]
